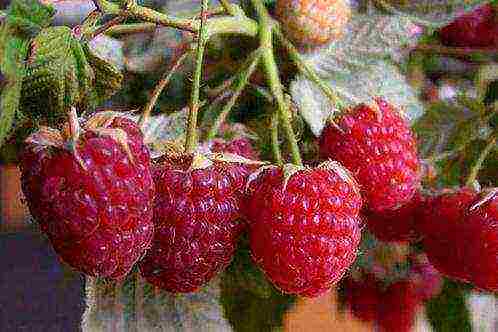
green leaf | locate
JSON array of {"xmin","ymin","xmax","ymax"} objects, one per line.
[
  {"xmin": 291, "ymin": 59, "xmax": 424, "ymax": 136},
  {"xmin": 426, "ymin": 279, "xmax": 472, "ymax": 332},
  {"xmin": 0, "ymin": 22, "xmax": 30, "ymax": 147},
  {"xmin": 221, "ymin": 240, "xmax": 295, "ymax": 332},
  {"xmin": 376, "ymin": 0, "xmax": 489, "ymax": 29},
  {"xmin": 6, "ymin": 0, "xmax": 55, "ymax": 37}
]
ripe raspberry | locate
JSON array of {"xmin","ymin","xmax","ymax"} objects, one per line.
[
  {"xmin": 275, "ymin": 0, "xmax": 351, "ymax": 47},
  {"xmin": 210, "ymin": 137, "xmax": 259, "ymax": 160},
  {"xmin": 378, "ymin": 281, "xmax": 420, "ymax": 332},
  {"xmin": 244, "ymin": 162, "xmax": 363, "ymax": 297},
  {"xmin": 409, "ymin": 254, "xmax": 443, "ymax": 302},
  {"xmin": 139, "ymin": 153, "xmax": 249, "ymax": 293},
  {"xmin": 365, "ymin": 192, "xmax": 424, "ymax": 243},
  {"xmin": 343, "ymin": 274, "xmax": 382, "ymax": 322},
  {"xmin": 20, "ymin": 110, "xmax": 155, "ymax": 279},
  {"xmin": 418, "ymin": 188, "xmax": 498, "ymax": 292},
  {"xmin": 319, "ymin": 98, "xmax": 421, "ymax": 213},
  {"xmin": 343, "ymin": 276, "xmax": 421, "ymax": 332},
  {"xmin": 440, "ymin": 4, "xmax": 498, "ymax": 48}
]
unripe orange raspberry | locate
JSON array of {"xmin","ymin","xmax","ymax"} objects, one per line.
[{"xmin": 275, "ymin": 0, "xmax": 351, "ymax": 47}]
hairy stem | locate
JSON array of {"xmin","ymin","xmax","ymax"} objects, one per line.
[
  {"xmin": 185, "ymin": 0, "xmax": 209, "ymax": 153},
  {"xmin": 207, "ymin": 49, "xmax": 261, "ymax": 140},
  {"xmin": 271, "ymin": 109, "xmax": 283, "ymax": 165},
  {"xmin": 97, "ymin": 0, "xmax": 258, "ymax": 37},
  {"xmin": 465, "ymin": 134, "xmax": 497, "ymax": 187},
  {"xmin": 140, "ymin": 50, "xmax": 190, "ymax": 129},
  {"xmin": 275, "ymin": 29, "xmax": 346, "ymax": 111},
  {"xmin": 251, "ymin": 0, "xmax": 302, "ymax": 165}
]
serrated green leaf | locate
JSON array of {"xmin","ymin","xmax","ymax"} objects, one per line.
[
  {"xmin": 291, "ymin": 59, "xmax": 424, "ymax": 136},
  {"xmin": 0, "ymin": 21, "xmax": 30, "ymax": 147},
  {"xmin": 6, "ymin": 0, "xmax": 55, "ymax": 37},
  {"xmin": 20, "ymin": 26, "xmax": 97, "ymax": 125},
  {"xmin": 376, "ymin": 0, "xmax": 489, "ymax": 29}
]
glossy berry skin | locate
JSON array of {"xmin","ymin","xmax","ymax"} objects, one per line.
[
  {"xmin": 20, "ymin": 117, "xmax": 154, "ymax": 279},
  {"xmin": 139, "ymin": 155, "xmax": 248, "ymax": 293},
  {"xmin": 244, "ymin": 165, "xmax": 362, "ymax": 297},
  {"xmin": 320, "ymin": 98, "xmax": 421, "ymax": 213},
  {"xmin": 378, "ymin": 281, "xmax": 420, "ymax": 332},
  {"xmin": 409, "ymin": 255, "xmax": 443, "ymax": 302},
  {"xmin": 365, "ymin": 192, "xmax": 424, "ymax": 243},
  {"xmin": 419, "ymin": 188, "xmax": 498, "ymax": 292},
  {"xmin": 275, "ymin": 0, "xmax": 351, "ymax": 47},
  {"xmin": 440, "ymin": 4, "xmax": 498, "ymax": 48},
  {"xmin": 344, "ymin": 277, "xmax": 420, "ymax": 332},
  {"xmin": 344, "ymin": 275, "xmax": 382, "ymax": 322}
]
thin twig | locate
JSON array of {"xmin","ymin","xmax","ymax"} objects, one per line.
[
  {"xmin": 140, "ymin": 50, "xmax": 191, "ymax": 129},
  {"xmin": 85, "ymin": 15, "xmax": 126, "ymax": 40},
  {"xmin": 465, "ymin": 134, "xmax": 497, "ymax": 187},
  {"xmin": 185, "ymin": 0, "xmax": 209, "ymax": 152},
  {"xmin": 207, "ymin": 49, "xmax": 261, "ymax": 140},
  {"xmin": 271, "ymin": 109, "xmax": 283, "ymax": 165},
  {"xmin": 415, "ymin": 44, "xmax": 498, "ymax": 59},
  {"xmin": 251, "ymin": 0, "xmax": 302, "ymax": 165},
  {"xmin": 105, "ymin": 22, "xmax": 157, "ymax": 36},
  {"xmin": 275, "ymin": 28, "xmax": 346, "ymax": 111}
]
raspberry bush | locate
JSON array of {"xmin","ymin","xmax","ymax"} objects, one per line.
[{"xmin": 0, "ymin": 0, "xmax": 497, "ymax": 330}]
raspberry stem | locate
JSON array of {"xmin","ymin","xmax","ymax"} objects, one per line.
[
  {"xmin": 271, "ymin": 109, "xmax": 284, "ymax": 165},
  {"xmin": 465, "ymin": 134, "xmax": 496, "ymax": 187},
  {"xmin": 206, "ymin": 49, "xmax": 261, "ymax": 140},
  {"xmin": 275, "ymin": 29, "xmax": 346, "ymax": 111},
  {"xmin": 185, "ymin": 0, "xmax": 209, "ymax": 153},
  {"xmin": 95, "ymin": 0, "xmax": 258, "ymax": 37},
  {"xmin": 251, "ymin": 0, "xmax": 303, "ymax": 166},
  {"xmin": 140, "ymin": 50, "xmax": 191, "ymax": 130}
]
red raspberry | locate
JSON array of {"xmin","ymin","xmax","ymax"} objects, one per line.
[
  {"xmin": 409, "ymin": 254, "xmax": 443, "ymax": 302},
  {"xmin": 378, "ymin": 281, "xmax": 420, "ymax": 332},
  {"xmin": 20, "ymin": 111, "xmax": 155, "ymax": 279},
  {"xmin": 365, "ymin": 192, "xmax": 424, "ymax": 243},
  {"xmin": 440, "ymin": 4, "xmax": 498, "ymax": 48},
  {"xmin": 344, "ymin": 276, "xmax": 421, "ymax": 332},
  {"xmin": 244, "ymin": 162, "xmax": 362, "ymax": 297},
  {"xmin": 210, "ymin": 137, "xmax": 259, "ymax": 160},
  {"xmin": 275, "ymin": 0, "xmax": 351, "ymax": 47},
  {"xmin": 343, "ymin": 274, "xmax": 382, "ymax": 322},
  {"xmin": 418, "ymin": 188, "xmax": 498, "ymax": 292},
  {"xmin": 319, "ymin": 98, "xmax": 421, "ymax": 213},
  {"xmin": 139, "ymin": 153, "xmax": 248, "ymax": 293}
]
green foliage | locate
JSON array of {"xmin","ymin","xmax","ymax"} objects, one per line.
[
  {"xmin": 0, "ymin": 0, "xmax": 55, "ymax": 147},
  {"xmin": 426, "ymin": 279, "xmax": 473, "ymax": 332},
  {"xmin": 221, "ymin": 237, "xmax": 295, "ymax": 332}
]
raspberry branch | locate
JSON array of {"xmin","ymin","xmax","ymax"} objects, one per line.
[
  {"xmin": 207, "ymin": 49, "xmax": 261, "ymax": 140},
  {"xmin": 465, "ymin": 134, "xmax": 497, "ymax": 187},
  {"xmin": 140, "ymin": 50, "xmax": 191, "ymax": 129},
  {"xmin": 185, "ymin": 0, "xmax": 209, "ymax": 153},
  {"xmin": 251, "ymin": 0, "xmax": 302, "ymax": 166},
  {"xmin": 275, "ymin": 28, "xmax": 346, "ymax": 112}
]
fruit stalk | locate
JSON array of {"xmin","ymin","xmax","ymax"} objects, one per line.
[
  {"xmin": 96, "ymin": 0, "xmax": 258, "ymax": 37},
  {"xmin": 185, "ymin": 0, "xmax": 209, "ymax": 153},
  {"xmin": 465, "ymin": 134, "xmax": 496, "ymax": 187},
  {"xmin": 140, "ymin": 50, "xmax": 191, "ymax": 129},
  {"xmin": 275, "ymin": 28, "xmax": 346, "ymax": 111},
  {"xmin": 251, "ymin": 0, "xmax": 302, "ymax": 165},
  {"xmin": 207, "ymin": 49, "xmax": 261, "ymax": 140},
  {"xmin": 271, "ymin": 109, "xmax": 284, "ymax": 165}
]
